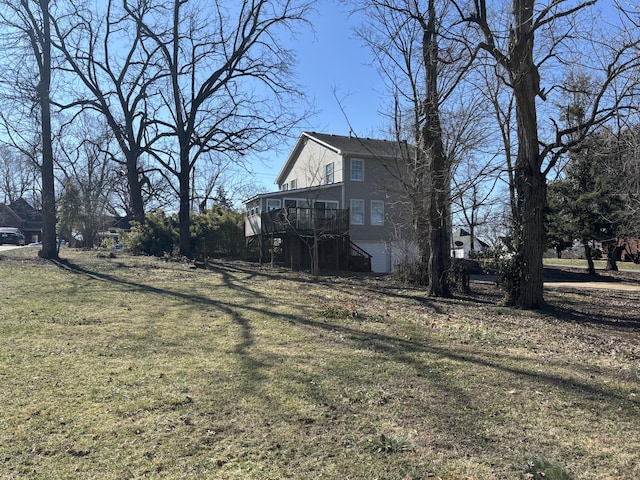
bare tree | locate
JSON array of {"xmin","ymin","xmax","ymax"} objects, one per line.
[
  {"xmin": 455, "ymin": 0, "xmax": 640, "ymax": 308},
  {"xmin": 451, "ymin": 158, "xmax": 501, "ymax": 253},
  {"xmin": 51, "ymin": 0, "xmax": 167, "ymax": 225},
  {"xmin": 0, "ymin": 145, "xmax": 39, "ymax": 204},
  {"xmin": 56, "ymin": 114, "xmax": 119, "ymax": 247},
  {"xmin": 359, "ymin": 0, "xmax": 477, "ymax": 296},
  {"xmin": 0, "ymin": 0, "xmax": 58, "ymax": 258},
  {"xmin": 617, "ymin": 124, "xmax": 640, "ymax": 235},
  {"xmin": 129, "ymin": 0, "xmax": 313, "ymax": 258},
  {"xmin": 473, "ymin": 61, "xmax": 517, "ymax": 223}
]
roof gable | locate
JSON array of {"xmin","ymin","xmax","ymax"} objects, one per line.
[
  {"xmin": 0, "ymin": 204, "xmax": 22, "ymax": 226},
  {"xmin": 275, "ymin": 131, "xmax": 412, "ymax": 185},
  {"xmin": 451, "ymin": 228, "xmax": 490, "ymax": 249},
  {"xmin": 9, "ymin": 198, "xmax": 41, "ymax": 221}
]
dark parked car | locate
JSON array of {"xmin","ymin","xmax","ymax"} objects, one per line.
[{"xmin": 0, "ymin": 227, "xmax": 26, "ymax": 246}]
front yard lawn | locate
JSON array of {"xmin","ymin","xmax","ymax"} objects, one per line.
[{"xmin": 1, "ymin": 249, "xmax": 638, "ymax": 479}]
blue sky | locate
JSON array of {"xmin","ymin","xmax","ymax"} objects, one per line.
[{"xmin": 249, "ymin": 0, "xmax": 388, "ymax": 191}]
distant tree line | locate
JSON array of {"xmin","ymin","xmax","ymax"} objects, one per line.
[
  {"xmin": 0, "ymin": 0, "xmax": 312, "ymax": 259},
  {"xmin": 357, "ymin": 0, "xmax": 640, "ymax": 308},
  {"xmin": 3, "ymin": 0, "xmax": 640, "ymax": 311},
  {"xmin": 546, "ymin": 126, "xmax": 640, "ymax": 273}
]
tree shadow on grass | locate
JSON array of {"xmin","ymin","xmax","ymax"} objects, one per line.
[
  {"xmin": 51, "ymin": 258, "xmax": 262, "ymax": 371},
  {"xmin": 48, "ymin": 255, "xmax": 639, "ymax": 470},
  {"xmin": 52, "ymin": 257, "xmax": 637, "ymax": 399},
  {"xmin": 542, "ymin": 289, "xmax": 640, "ymax": 330}
]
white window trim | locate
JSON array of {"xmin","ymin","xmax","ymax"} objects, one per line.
[
  {"xmin": 325, "ymin": 163, "xmax": 334, "ymax": 184},
  {"xmin": 371, "ymin": 200, "xmax": 384, "ymax": 226},
  {"xmin": 350, "ymin": 158, "xmax": 364, "ymax": 182},
  {"xmin": 350, "ymin": 199, "xmax": 365, "ymax": 225}
]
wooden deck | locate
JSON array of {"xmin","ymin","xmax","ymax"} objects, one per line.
[{"xmin": 260, "ymin": 207, "xmax": 349, "ymax": 236}]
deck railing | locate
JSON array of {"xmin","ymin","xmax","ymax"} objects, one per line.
[{"xmin": 261, "ymin": 207, "xmax": 349, "ymax": 235}]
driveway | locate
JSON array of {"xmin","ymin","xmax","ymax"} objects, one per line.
[
  {"xmin": 471, "ymin": 273, "xmax": 640, "ymax": 292},
  {"xmin": 543, "ymin": 280, "xmax": 640, "ymax": 291},
  {"xmin": 0, "ymin": 245, "xmax": 27, "ymax": 252}
]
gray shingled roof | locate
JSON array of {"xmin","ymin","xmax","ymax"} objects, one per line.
[{"xmin": 305, "ymin": 132, "xmax": 410, "ymax": 159}]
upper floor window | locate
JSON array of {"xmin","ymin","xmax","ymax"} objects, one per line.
[
  {"xmin": 371, "ymin": 200, "xmax": 384, "ymax": 226},
  {"xmin": 350, "ymin": 159, "xmax": 364, "ymax": 181},
  {"xmin": 281, "ymin": 183, "xmax": 288, "ymax": 191},
  {"xmin": 325, "ymin": 163, "xmax": 334, "ymax": 184},
  {"xmin": 290, "ymin": 178, "xmax": 297, "ymax": 190},
  {"xmin": 350, "ymin": 199, "xmax": 365, "ymax": 225}
]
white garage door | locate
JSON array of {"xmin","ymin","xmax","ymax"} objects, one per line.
[{"xmin": 354, "ymin": 241, "xmax": 391, "ymax": 273}]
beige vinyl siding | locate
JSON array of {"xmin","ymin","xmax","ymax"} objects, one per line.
[{"xmin": 281, "ymin": 139, "xmax": 343, "ymax": 189}]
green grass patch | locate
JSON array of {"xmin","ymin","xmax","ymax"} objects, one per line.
[
  {"xmin": 522, "ymin": 457, "xmax": 574, "ymax": 479},
  {"xmin": 1, "ymin": 248, "xmax": 638, "ymax": 479}
]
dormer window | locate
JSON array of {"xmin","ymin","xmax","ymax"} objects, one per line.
[{"xmin": 350, "ymin": 159, "xmax": 364, "ymax": 181}]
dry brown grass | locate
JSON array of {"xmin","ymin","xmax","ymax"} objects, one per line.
[{"xmin": 0, "ymin": 248, "xmax": 638, "ymax": 479}]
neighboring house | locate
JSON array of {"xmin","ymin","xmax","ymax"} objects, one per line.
[
  {"xmin": 244, "ymin": 132, "xmax": 416, "ymax": 273},
  {"xmin": 0, "ymin": 198, "xmax": 42, "ymax": 243},
  {"xmin": 451, "ymin": 228, "xmax": 490, "ymax": 259},
  {"xmin": 619, "ymin": 237, "xmax": 640, "ymax": 263}
]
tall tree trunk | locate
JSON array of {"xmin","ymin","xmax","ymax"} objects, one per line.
[
  {"xmin": 423, "ymin": 0, "xmax": 451, "ymax": 297},
  {"xmin": 37, "ymin": 0, "xmax": 57, "ymax": 260},
  {"xmin": 428, "ymin": 145, "xmax": 451, "ymax": 296},
  {"xmin": 605, "ymin": 241, "xmax": 620, "ymax": 271},
  {"xmin": 510, "ymin": 163, "xmax": 545, "ymax": 308},
  {"xmin": 414, "ymin": 198, "xmax": 430, "ymax": 284},
  {"xmin": 583, "ymin": 240, "xmax": 596, "ymax": 276},
  {"xmin": 469, "ymin": 224, "xmax": 475, "ymax": 253},
  {"xmin": 505, "ymin": 0, "xmax": 544, "ymax": 308},
  {"xmin": 172, "ymin": 0, "xmax": 192, "ymax": 259},
  {"xmin": 124, "ymin": 140, "xmax": 145, "ymax": 225},
  {"xmin": 126, "ymin": 155, "xmax": 145, "ymax": 225},
  {"xmin": 178, "ymin": 147, "xmax": 191, "ymax": 258}
]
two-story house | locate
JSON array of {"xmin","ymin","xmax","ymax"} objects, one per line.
[{"xmin": 244, "ymin": 132, "xmax": 417, "ymax": 273}]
